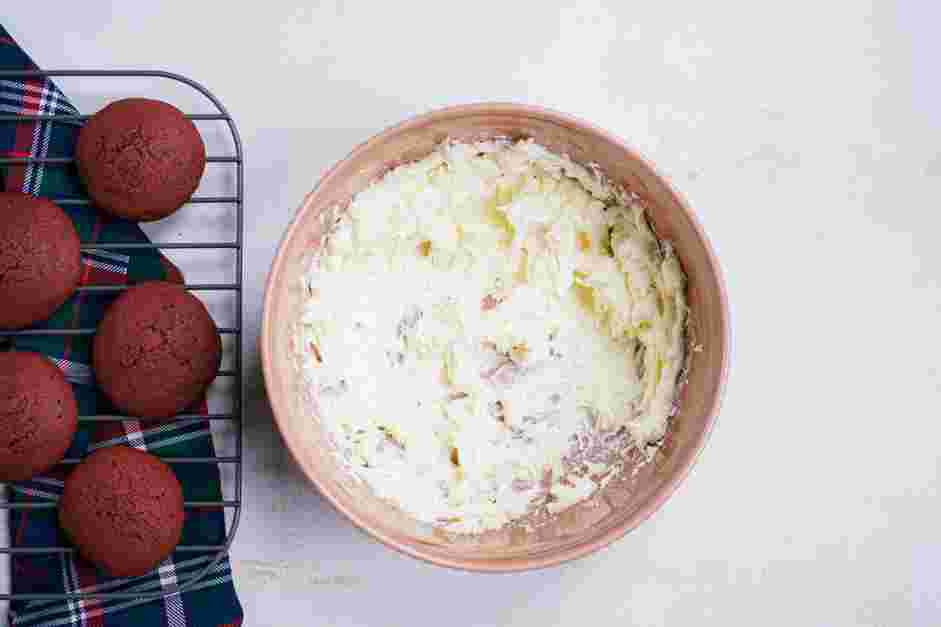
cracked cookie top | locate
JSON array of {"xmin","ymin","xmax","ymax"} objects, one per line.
[
  {"xmin": 0, "ymin": 192, "xmax": 82, "ymax": 329},
  {"xmin": 76, "ymin": 98, "xmax": 206, "ymax": 222},
  {"xmin": 93, "ymin": 281, "xmax": 221, "ymax": 418},
  {"xmin": 0, "ymin": 350, "xmax": 78, "ymax": 481},
  {"xmin": 59, "ymin": 445, "xmax": 184, "ymax": 578}
]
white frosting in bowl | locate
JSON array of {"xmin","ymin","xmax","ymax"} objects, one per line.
[{"xmin": 295, "ymin": 139, "xmax": 687, "ymax": 533}]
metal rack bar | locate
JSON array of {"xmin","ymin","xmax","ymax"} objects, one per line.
[
  {"xmin": 80, "ymin": 242, "xmax": 239, "ymax": 249},
  {"xmin": 0, "ymin": 501, "xmax": 240, "ymax": 511},
  {"xmin": 0, "ymin": 113, "xmax": 230, "ymax": 122},
  {"xmin": 77, "ymin": 413, "xmax": 238, "ymax": 422},
  {"xmin": 0, "ymin": 545, "xmax": 228, "ymax": 555},
  {"xmin": 56, "ymin": 195, "xmax": 239, "ymax": 205},
  {"xmin": 0, "ymin": 155, "xmax": 239, "ymax": 165},
  {"xmin": 58, "ymin": 457, "xmax": 240, "ymax": 465},
  {"xmin": 76, "ymin": 283, "xmax": 240, "ymax": 293},
  {"xmin": 0, "ymin": 327, "xmax": 239, "ymax": 336},
  {"xmin": 0, "ymin": 69, "xmax": 244, "ymax": 604}
]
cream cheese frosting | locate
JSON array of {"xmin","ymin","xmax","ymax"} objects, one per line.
[{"xmin": 296, "ymin": 139, "xmax": 687, "ymax": 533}]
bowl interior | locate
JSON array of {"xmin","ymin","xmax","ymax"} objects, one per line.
[{"xmin": 261, "ymin": 104, "xmax": 728, "ymax": 571}]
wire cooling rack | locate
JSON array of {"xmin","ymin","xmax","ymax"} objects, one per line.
[{"xmin": 0, "ymin": 70, "xmax": 243, "ymax": 602}]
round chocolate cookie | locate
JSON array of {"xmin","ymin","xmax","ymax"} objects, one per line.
[
  {"xmin": 76, "ymin": 98, "xmax": 206, "ymax": 222},
  {"xmin": 0, "ymin": 351, "xmax": 78, "ymax": 481},
  {"xmin": 0, "ymin": 192, "xmax": 82, "ymax": 329},
  {"xmin": 59, "ymin": 445, "xmax": 184, "ymax": 577},
  {"xmin": 93, "ymin": 281, "xmax": 221, "ymax": 418}
]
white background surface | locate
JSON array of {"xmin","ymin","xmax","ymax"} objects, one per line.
[{"xmin": 3, "ymin": 1, "xmax": 940, "ymax": 625}]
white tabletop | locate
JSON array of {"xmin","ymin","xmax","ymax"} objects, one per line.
[{"xmin": 3, "ymin": 2, "xmax": 939, "ymax": 625}]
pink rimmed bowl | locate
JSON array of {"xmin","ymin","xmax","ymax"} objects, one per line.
[{"xmin": 261, "ymin": 103, "xmax": 729, "ymax": 572}]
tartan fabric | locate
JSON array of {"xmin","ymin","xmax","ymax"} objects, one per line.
[{"xmin": 1, "ymin": 24, "xmax": 243, "ymax": 627}]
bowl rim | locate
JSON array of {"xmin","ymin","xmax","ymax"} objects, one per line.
[{"xmin": 261, "ymin": 102, "xmax": 730, "ymax": 572}]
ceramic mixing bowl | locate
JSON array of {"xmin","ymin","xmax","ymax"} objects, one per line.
[{"xmin": 261, "ymin": 103, "xmax": 729, "ymax": 571}]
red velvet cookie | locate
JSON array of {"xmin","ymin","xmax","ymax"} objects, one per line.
[
  {"xmin": 93, "ymin": 281, "xmax": 221, "ymax": 418},
  {"xmin": 76, "ymin": 98, "xmax": 206, "ymax": 222},
  {"xmin": 59, "ymin": 445, "xmax": 185, "ymax": 578},
  {"xmin": 0, "ymin": 351, "xmax": 78, "ymax": 481},
  {"xmin": 0, "ymin": 192, "xmax": 82, "ymax": 329}
]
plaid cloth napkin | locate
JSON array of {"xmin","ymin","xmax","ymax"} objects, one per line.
[{"xmin": 1, "ymin": 25, "xmax": 243, "ymax": 627}]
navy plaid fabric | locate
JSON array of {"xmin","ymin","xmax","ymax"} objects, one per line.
[{"xmin": 1, "ymin": 24, "xmax": 243, "ymax": 627}]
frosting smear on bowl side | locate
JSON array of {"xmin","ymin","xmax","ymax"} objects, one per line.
[{"xmin": 296, "ymin": 139, "xmax": 687, "ymax": 533}]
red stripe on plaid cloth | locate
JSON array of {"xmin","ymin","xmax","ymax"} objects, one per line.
[
  {"xmin": 79, "ymin": 224, "xmax": 108, "ymax": 283},
  {"xmin": 10, "ymin": 76, "xmax": 44, "ymax": 192},
  {"xmin": 62, "ymin": 218, "xmax": 103, "ymax": 359},
  {"xmin": 74, "ymin": 558, "xmax": 103, "ymax": 627},
  {"xmin": 79, "ymin": 258, "xmax": 128, "ymax": 286},
  {"xmin": 72, "ymin": 256, "xmax": 128, "ymax": 383},
  {"xmin": 0, "ymin": 76, "xmax": 46, "ymax": 193}
]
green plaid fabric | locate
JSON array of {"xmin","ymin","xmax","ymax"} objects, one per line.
[{"xmin": 1, "ymin": 24, "xmax": 243, "ymax": 627}]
